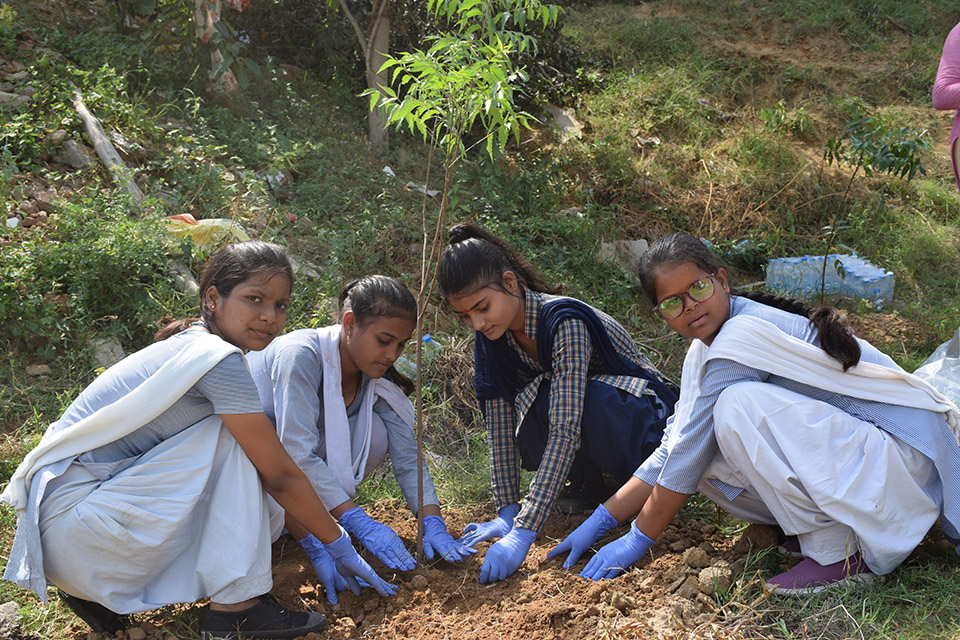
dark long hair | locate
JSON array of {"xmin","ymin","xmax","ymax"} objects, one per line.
[
  {"xmin": 155, "ymin": 241, "xmax": 294, "ymax": 341},
  {"xmin": 638, "ymin": 233, "xmax": 861, "ymax": 371},
  {"xmin": 339, "ymin": 275, "xmax": 417, "ymax": 395},
  {"xmin": 437, "ymin": 223, "xmax": 562, "ymax": 299}
]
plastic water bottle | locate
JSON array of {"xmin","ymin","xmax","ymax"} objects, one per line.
[
  {"xmin": 393, "ymin": 334, "xmax": 441, "ymax": 378},
  {"xmin": 766, "ymin": 253, "xmax": 894, "ymax": 306}
]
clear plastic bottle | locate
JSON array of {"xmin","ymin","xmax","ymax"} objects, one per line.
[{"xmin": 393, "ymin": 334, "xmax": 441, "ymax": 378}]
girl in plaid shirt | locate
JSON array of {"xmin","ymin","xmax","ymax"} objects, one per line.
[{"xmin": 437, "ymin": 223, "xmax": 678, "ymax": 583}]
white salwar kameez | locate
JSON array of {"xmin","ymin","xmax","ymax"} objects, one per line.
[{"xmin": 2, "ymin": 330, "xmax": 284, "ymax": 613}]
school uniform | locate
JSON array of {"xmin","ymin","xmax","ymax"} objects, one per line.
[
  {"xmin": 246, "ymin": 326, "xmax": 439, "ymax": 511},
  {"xmin": 637, "ymin": 296, "xmax": 960, "ymax": 573},
  {"xmin": 2, "ymin": 328, "xmax": 282, "ymax": 613},
  {"xmin": 475, "ymin": 289, "xmax": 679, "ymax": 533}
]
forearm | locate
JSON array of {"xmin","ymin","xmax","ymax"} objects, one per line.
[
  {"xmin": 264, "ymin": 471, "xmax": 343, "ymax": 543},
  {"xmin": 634, "ymin": 484, "xmax": 690, "ymax": 540},
  {"xmin": 603, "ymin": 476, "xmax": 654, "ymax": 523}
]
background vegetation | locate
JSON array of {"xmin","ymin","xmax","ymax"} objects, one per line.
[{"xmin": 2, "ymin": 0, "xmax": 960, "ymax": 637}]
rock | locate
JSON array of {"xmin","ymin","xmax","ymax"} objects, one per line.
[
  {"xmin": 0, "ymin": 90, "xmax": 29, "ymax": 108},
  {"xmin": 26, "ymin": 364, "xmax": 52, "ymax": 376},
  {"xmin": 698, "ymin": 566, "xmax": 732, "ymax": 596},
  {"xmin": 668, "ymin": 538, "xmax": 692, "ymax": 552},
  {"xmin": 599, "ymin": 239, "xmax": 649, "ymax": 282},
  {"xmin": 128, "ymin": 627, "xmax": 147, "ymax": 640},
  {"xmin": 516, "ymin": 593, "xmax": 531, "ymax": 604},
  {"xmin": 609, "ymin": 591, "xmax": 636, "ymax": 613},
  {"xmin": 0, "ymin": 601, "xmax": 22, "ymax": 640},
  {"xmin": 732, "ymin": 523, "xmax": 781, "ymax": 555},
  {"xmin": 17, "ymin": 200, "xmax": 36, "ymax": 215},
  {"xmin": 409, "ymin": 574, "xmax": 429, "ymax": 590},
  {"xmin": 676, "ymin": 575, "xmax": 701, "ymax": 599},
  {"xmin": 33, "ymin": 191, "xmax": 60, "ymax": 213},
  {"xmin": 48, "ymin": 129, "xmax": 68, "ymax": 144},
  {"xmin": 61, "ymin": 139, "xmax": 96, "ymax": 169},
  {"xmin": 168, "ymin": 260, "xmax": 199, "ymax": 296},
  {"xmin": 698, "ymin": 541, "xmax": 716, "ymax": 555},
  {"xmin": 9, "ymin": 70, "xmax": 28, "ymax": 81},
  {"xmin": 585, "ymin": 583, "xmax": 605, "ymax": 603},
  {"xmin": 362, "ymin": 598, "xmax": 377, "ymax": 612},
  {"xmin": 21, "ymin": 215, "xmax": 38, "ymax": 228},
  {"xmin": 682, "ymin": 547, "xmax": 710, "ymax": 569},
  {"xmin": 5, "ymin": 217, "xmax": 18, "ymax": 229},
  {"xmin": 91, "ymin": 336, "xmax": 125, "ymax": 369},
  {"xmin": 544, "ymin": 104, "xmax": 584, "ymax": 143}
]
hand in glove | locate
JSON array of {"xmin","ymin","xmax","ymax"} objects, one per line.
[
  {"xmin": 579, "ymin": 521, "xmax": 655, "ymax": 581},
  {"xmin": 324, "ymin": 528, "xmax": 398, "ymax": 597},
  {"xmin": 478, "ymin": 527, "xmax": 537, "ymax": 584},
  {"xmin": 422, "ymin": 515, "xmax": 477, "ymax": 562},
  {"xmin": 460, "ymin": 503, "xmax": 519, "ymax": 548},
  {"xmin": 546, "ymin": 504, "xmax": 618, "ymax": 569},
  {"xmin": 299, "ymin": 533, "xmax": 350, "ymax": 605},
  {"xmin": 339, "ymin": 507, "xmax": 416, "ymax": 571}
]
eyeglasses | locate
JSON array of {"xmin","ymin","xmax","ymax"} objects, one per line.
[{"xmin": 654, "ymin": 274, "xmax": 718, "ymax": 319}]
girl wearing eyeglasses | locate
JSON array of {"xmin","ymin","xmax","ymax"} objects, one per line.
[
  {"xmin": 437, "ymin": 223, "xmax": 679, "ymax": 584},
  {"xmin": 550, "ymin": 232, "xmax": 960, "ymax": 595}
]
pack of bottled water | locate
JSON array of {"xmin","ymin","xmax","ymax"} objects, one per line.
[{"xmin": 765, "ymin": 253, "xmax": 894, "ymax": 308}]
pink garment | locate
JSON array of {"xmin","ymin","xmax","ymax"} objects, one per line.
[{"xmin": 933, "ymin": 21, "xmax": 960, "ymax": 194}]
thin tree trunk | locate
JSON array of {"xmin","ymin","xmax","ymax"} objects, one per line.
[{"xmin": 366, "ymin": 0, "xmax": 391, "ymax": 153}]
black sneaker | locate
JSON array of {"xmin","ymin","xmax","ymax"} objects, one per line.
[
  {"xmin": 200, "ymin": 593, "xmax": 327, "ymax": 640},
  {"xmin": 56, "ymin": 589, "xmax": 128, "ymax": 634}
]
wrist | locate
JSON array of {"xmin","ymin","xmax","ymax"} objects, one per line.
[
  {"xmin": 323, "ymin": 528, "xmax": 353, "ymax": 559},
  {"xmin": 591, "ymin": 504, "xmax": 618, "ymax": 530},
  {"xmin": 497, "ymin": 503, "xmax": 520, "ymax": 520},
  {"xmin": 629, "ymin": 520, "xmax": 656, "ymax": 546},
  {"xmin": 508, "ymin": 527, "xmax": 538, "ymax": 545},
  {"xmin": 422, "ymin": 514, "xmax": 445, "ymax": 534},
  {"xmin": 299, "ymin": 533, "xmax": 323, "ymax": 553}
]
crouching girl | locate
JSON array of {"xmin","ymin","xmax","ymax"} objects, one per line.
[
  {"xmin": 2, "ymin": 242, "xmax": 394, "ymax": 640},
  {"xmin": 550, "ymin": 233, "xmax": 960, "ymax": 595},
  {"xmin": 247, "ymin": 275, "xmax": 473, "ymax": 604}
]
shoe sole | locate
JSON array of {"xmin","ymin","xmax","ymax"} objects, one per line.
[
  {"xmin": 201, "ymin": 613, "xmax": 327, "ymax": 640},
  {"xmin": 765, "ymin": 572, "xmax": 884, "ymax": 596}
]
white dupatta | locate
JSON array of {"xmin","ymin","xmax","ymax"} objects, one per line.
[
  {"xmin": 316, "ymin": 325, "xmax": 415, "ymax": 497},
  {"xmin": 0, "ymin": 331, "xmax": 240, "ymax": 516}
]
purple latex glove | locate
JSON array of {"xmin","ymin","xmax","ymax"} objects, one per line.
[
  {"xmin": 460, "ymin": 503, "xmax": 519, "ymax": 548},
  {"xmin": 422, "ymin": 515, "xmax": 477, "ymax": 562},
  {"xmin": 580, "ymin": 521, "xmax": 655, "ymax": 581},
  {"xmin": 299, "ymin": 533, "xmax": 350, "ymax": 605},
  {"xmin": 479, "ymin": 527, "xmax": 537, "ymax": 584},
  {"xmin": 324, "ymin": 528, "xmax": 398, "ymax": 597},
  {"xmin": 339, "ymin": 507, "xmax": 416, "ymax": 571},
  {"xmin": 546, "ymin": 504, "xmax": 618, "ymax": 569}
]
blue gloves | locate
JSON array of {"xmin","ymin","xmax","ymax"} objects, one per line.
[
  {"xmin": 460, "ymin": 503, "xmax": 520, "ymax": 548},
  {"xmin": 579, "ymin": 521, "xmax": 655, "ymax": 581},
  {"xmin": 479, "ymin": 527, "xmax": 537, "ymax": 583},
  {"xmin": 422, "ymin": 515, "xmax": 477, "ymax": 562},
  {"xmin": 324, "ymin": 528, "xmax": 398, "ymax": 597},
  {"xmin": 339, "ymin": 507, "xmax": 416, "ymax": 571},
  {"xmin": 546, "ymin": 504, "xmax": 618, "ymax": 569},
  {"xmin": 299, "ymin": 534, "xmax": 351, "ymax": 605}
]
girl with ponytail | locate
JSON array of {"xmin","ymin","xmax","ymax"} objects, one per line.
[
  {"xmin": 437, "ymin": 223, "xmax": 679, "ymax": 584},
  {"xmin": 552, "ymin": 232, "xmax": 960, "ymax": 596},
  {"xmin": 246, "ymin": 275, "xmax": 473, "ymax": 604}
]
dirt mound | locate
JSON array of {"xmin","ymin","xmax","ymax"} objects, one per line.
[{"xmin": 65, "ymin": 501, "xmax": 787, "ymax": 640}]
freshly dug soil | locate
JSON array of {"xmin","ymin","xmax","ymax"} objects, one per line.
[{"xmin": 64, "ymin": 500, "xmax": 793, "ymax": 640}]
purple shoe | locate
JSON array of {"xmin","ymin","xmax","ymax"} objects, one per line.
[
  {"xmin": 776, "ymin": 536, "xmax": 803, "ymax": 558},
  {"xmin": 764, "ymin": 552, "xmax": 881, "ymax": 596}
]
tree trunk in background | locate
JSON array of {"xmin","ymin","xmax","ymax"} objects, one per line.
[{"xmin": 366, "ymin": 0, "xmax": 391, "ymax": 153}]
